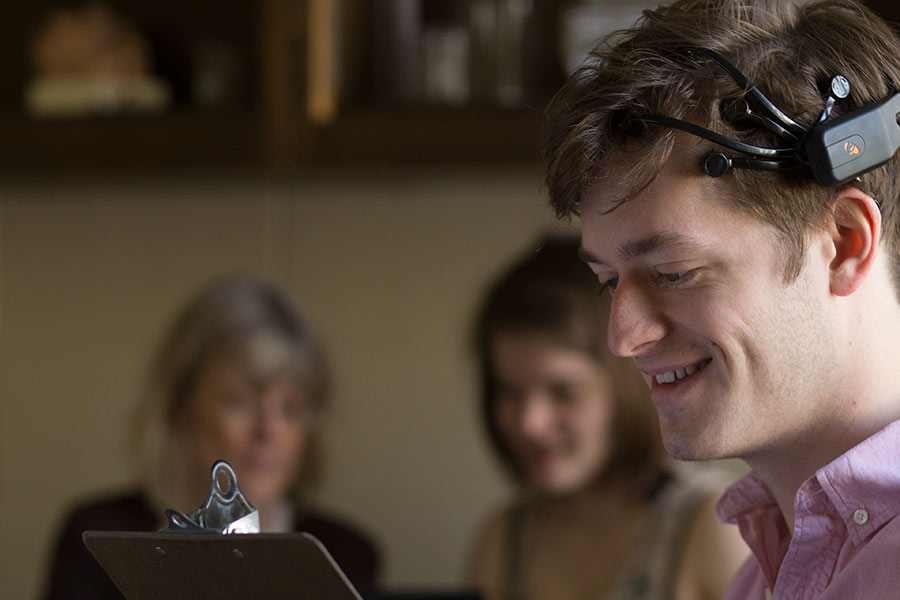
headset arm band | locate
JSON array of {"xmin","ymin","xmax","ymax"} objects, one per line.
[
  {"xmin": 633, "ymin": 115, "xmax": 797, "ymax": 158},
  {"xmin": 688, "ymin": 47, "xmax": 809, "ymax": 137}
]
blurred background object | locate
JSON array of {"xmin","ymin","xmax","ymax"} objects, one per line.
[
  {"xmin": 370, "ymin": 0, "xmax": 562, "ymax": 109},
  {"xmin": 0, "ymin": 0, "xmax": 898, "ymax": 171},
  {"xmin": 0, "ymin": 167, "xmax": 563, "ymax": 600},
  {"xmin": 558, "ymin": 1, "xmax": 647, "ymax": 75},
  {"xmin": 41, "ymin": 275, "xmax": 381, "ymax": 600},
  {"xmin": 25, "ymin": 3, "xmax": 171, "ymax": 118},
  {"xmin": 0, "ymin": 0, "xmax": 566, "ymax": 171}
]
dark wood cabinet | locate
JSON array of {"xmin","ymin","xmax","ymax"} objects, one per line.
[
  {"xmin": 1, "ymin": 0, "xmax": 304, "ymax": 172},
  {"xmin": 0, "ymin": 0, "xmax": 564, "ymax": 172}
]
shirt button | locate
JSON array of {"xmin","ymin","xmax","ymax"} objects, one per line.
[{"xmin": 853, "ymin": 508, "xmax": 869, "ymax": 525}]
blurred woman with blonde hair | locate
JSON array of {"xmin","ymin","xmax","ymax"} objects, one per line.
[{"xmin": 44, "ymin": 275, "xmax": 379, "ymax": 600}]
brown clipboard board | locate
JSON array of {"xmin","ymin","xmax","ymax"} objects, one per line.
[{"xmin": 82, "ymin": 530, "xmax": 364, "ymax": 600}]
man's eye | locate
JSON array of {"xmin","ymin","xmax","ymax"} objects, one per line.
[
  {"xmin": 658, "ymin": 270, "xmax": 697, "ymax": 287},
  {"xmin": 662, "ymin": 271, "xmax": 687, "ymax": 282},
  {"xmin": 601, "ymin": 277, "xmax": 619, "ymax": 293}
]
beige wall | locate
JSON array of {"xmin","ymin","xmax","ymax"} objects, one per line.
[{"xmin": 0, "ymin": 166, "xmax": 568, "ymax": 599}]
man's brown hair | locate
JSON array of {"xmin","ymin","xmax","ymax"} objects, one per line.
[{"xmin": 544, "ymin": 0, "xmax": 900, "ymax": 284}]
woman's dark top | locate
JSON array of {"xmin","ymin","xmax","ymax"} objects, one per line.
[{"xmin": 42, "ymin": 491, "xmax": 381, "ymax": 600}]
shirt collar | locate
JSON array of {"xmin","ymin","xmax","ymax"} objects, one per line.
[
  {"xmin": 718, "ymin": 417, "xmax": 900, "ymax": 542},
  {"xmin": 717, "ymin": 470, "xmax": 775, "ymax": 523},
  {"xmin": 815, "ymin": 417, "xmax": 900, "ymax": 545}
]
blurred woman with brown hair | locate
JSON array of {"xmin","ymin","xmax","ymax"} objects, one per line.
[{"xmin": 467, "ymin": 235, "xmax": 746, "ymax": 600}]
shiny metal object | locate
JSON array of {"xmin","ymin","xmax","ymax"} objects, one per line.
[{"xmin": 161, "ymin": 460, "xmax": 260, "ymax": 534}]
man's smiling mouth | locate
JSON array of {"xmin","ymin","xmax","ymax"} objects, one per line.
[{"xmin": 653, "ymin": 358, "xmax": 712, "ymax": 384}]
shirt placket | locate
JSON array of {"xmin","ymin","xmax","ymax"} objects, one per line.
[{"xmin": 773, "ymin": 484, "xmax": 843, "ymax": 600}]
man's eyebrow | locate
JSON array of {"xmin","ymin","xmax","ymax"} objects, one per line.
[{"xmin": 579, "ymin": 232, "xmax": 698, "ymax": 265}]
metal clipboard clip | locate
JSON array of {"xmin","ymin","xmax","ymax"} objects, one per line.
[{"xmin": 161, "ymin": 460, "xmax": 260, "ymax": 534}]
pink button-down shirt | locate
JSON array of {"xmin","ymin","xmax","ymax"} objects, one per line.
[{"xmin": 717, "ymin": 419, "xmax": 900, "ymax": 599}]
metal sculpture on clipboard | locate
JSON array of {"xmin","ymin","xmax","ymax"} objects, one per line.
[{"xmin": 161, "ymin": 460, "xmax": 260, "ymax": 534}]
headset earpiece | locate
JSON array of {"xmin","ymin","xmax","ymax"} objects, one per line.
[{"xmin": 701, "ymin": 152, "xmax": 731, "ymax": 177}]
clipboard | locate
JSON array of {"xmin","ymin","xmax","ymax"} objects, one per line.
[{"xmin": 82, "ymin": 530, "xmax": 364, "ymax": 600}]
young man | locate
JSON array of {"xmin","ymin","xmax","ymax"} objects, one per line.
[{"xmin": 542, "ymin": 1, "xmax": 900, "ymax": 598}]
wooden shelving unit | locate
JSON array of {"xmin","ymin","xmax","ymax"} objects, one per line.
[
  {"xmin": 0, "ymin": 1, "xmax": 566, "ymax": 172},
  {"xmin": 3, "ymin": 1, "xmax": 900, "ymax": 173},
  {"xmin": 312, "ymin": 108, "xmax": 544, "ymax": 164}
]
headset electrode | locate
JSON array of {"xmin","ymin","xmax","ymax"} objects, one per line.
[{"xmin": 623, "ymin": 48, "xmax": 900, "ymax": 187}]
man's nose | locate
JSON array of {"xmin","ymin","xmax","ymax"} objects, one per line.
[{"xmin": 607, "ymin": 280, "xmax": 667, "ymax": 357}]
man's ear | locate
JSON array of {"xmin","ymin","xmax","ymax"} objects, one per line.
[{"xmin": 829, "ymin": 187, "xmax": 881, "ymax": 297}]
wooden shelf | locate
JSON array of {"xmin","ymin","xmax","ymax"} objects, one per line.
[
  {"xmin": 0, "ymin": 112, "xmax": 267, "ymax": 173},
  {"xmin": 0, "ymin": 1, "xmax": 561, "ymax": 172},
  {"xmin": 312, "ymin": 107, "xmax": 544, "ymax": 164}
]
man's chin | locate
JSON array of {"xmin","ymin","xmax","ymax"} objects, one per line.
[{"xmin": 661, "ymin": 433, "xmax": 726, "ymax": 462}]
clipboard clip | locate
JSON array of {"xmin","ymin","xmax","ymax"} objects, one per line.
[{"xmin": 161, "ymin": 460, "xmax": 261, "ymax": 534}]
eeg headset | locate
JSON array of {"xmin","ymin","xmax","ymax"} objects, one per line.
[{"xmin": 624, "ymin": 48, "xmax": 900, "ymax": 187}]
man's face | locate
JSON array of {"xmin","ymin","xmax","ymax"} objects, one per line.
[{"xmin": 579, "ymin": 152, "xmax": 837, "ymax": 461}]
